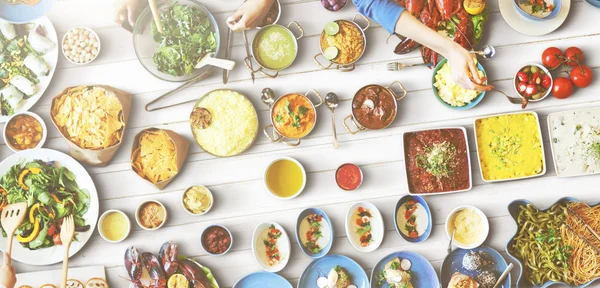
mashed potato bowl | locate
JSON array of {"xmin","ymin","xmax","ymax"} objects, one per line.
[{"xmin": 432, "ymin": 58, "xmax": 487, "ymax": 110}]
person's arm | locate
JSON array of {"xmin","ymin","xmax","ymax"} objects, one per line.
[
  {"xmin": 227, "ymin": 0, "xmax": 275, "ymax": 31},
  {"xmin": 353, "ymin": 0, "xmax": 485, "ymax": 90}
]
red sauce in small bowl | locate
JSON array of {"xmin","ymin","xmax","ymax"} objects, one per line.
[
  {"xmin": 335, "ymin": 163, "xmax": 363, "ymax": 191},
  {"xmin": 202, "ymin": 225, "xmax": 232, "ymax": 255}
]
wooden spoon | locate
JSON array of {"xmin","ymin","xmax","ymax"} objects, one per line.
[
  {"xmin": 148, "ymin": 0, "xmax": 163, "ymax": 34},
  {"xmin": 60, "ymin": 215, "xmax": 75, "ymax": 288},
  {"xmin": 0, "ymin": 202, "xmax": 28, "ymax": 260}
]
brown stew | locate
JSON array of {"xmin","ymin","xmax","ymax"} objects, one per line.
[{"xmin": 351, "ymin": 85, "xmax": 396, "ymax": 130}]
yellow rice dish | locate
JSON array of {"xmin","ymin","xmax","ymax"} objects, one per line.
[
  {"xmin": 191, "ymin": 90, "xmax": 258, "ymax": 157},
  {"xmin": 433, "ymin": 61, "xmax": 484, "ymax": 107},
  {"xmin": 475, "ymin": 112, "xmax": 545, "ymax": 181}
]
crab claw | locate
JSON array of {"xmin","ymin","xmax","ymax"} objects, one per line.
[
  {"xmin": 124, "ymin": 246, "xmax": 143, "ymax": 283},
  {"xmin": 159, "ymin": 241, "xmax": 179, "ymax": 278}
]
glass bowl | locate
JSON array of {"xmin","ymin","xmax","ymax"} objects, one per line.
[{"xmin": 132, "ymin": 0, "xmax": 221, "ymax": 82}]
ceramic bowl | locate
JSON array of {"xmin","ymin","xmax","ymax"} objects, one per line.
[
  {"xmin": 514, "ymin": 0, "xmax": 562, "ymax": 20},
  {"xmin": 181, "ymin": 185, "xmax": 213, "ymax": 216},
  {"xmin": 135, "ymin": 200, "xmax": 167, "ymax": 231},
  {"xmin": 345, "ymin": 201, "xmax": 384, "ymax": 252},
  {"xmin": 3, "ymin": 111, "xmax": 47, "ymax": 153},
  {"xmin": 394, "ymin": 195, "xmax": 432, "ymax": 243},
  {"xmin": 97, "ymin": 209, "xmax": 131, "ymax": 243},
  {"xmin": 514, "ymin": 63, "xmax": 553, "ymax": 102},
  {"xmin": 295, "ymin": 208, "xmax": 334, "ymax": 258},
  {"xmin": 200, "ymin": 224, "xmax": 233, "ymax": 256},
  {"xmin": 445, "ymin": 205, "xmax": 489, "ymax": 249},
  {"xmin": 263, "ymin": 156, "xmax": 307, "ymax": 200},
  {"xmin": 432, "ymin": 58, "xmax": 487, "ymax": 110},
  {"xmin": 61, "ymin": 26, "xmax": 101, "ymax": 65}
]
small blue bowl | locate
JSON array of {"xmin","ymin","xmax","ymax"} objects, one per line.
[
  {"xmin": 295, "ymin": 208, "xmax": 334, "ymax": 258},
  {"xmin": 0, "ymin": 0, "xmax": 57, "ymax": 23},
  {"xmin": 200, "ymin": 224, "xmax": 233, "ymax": 256},
  {"xmin": 432, "ymin": 58, "xmax": 487, "ymax": 110},
  {"xmin": 513, "ymin": 0, "xmax": 562, "ymax": 20},
  {"xmin": 394, "ymin": 195, "xmax": 432, "ymax": 243}
]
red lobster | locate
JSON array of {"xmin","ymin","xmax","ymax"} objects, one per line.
[
  {"xmin": 179, "ymin": 259, "xmax": 211, "ymax": 288},
  {"xmin": 159, "ymin": 241, "xmax": 179, "ymax": 278},
  {"xmin": 124, "ymin": 246, "xmax": 167, "ymax": 288}
]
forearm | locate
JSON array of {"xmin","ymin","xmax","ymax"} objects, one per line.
[{"xmin": 393, "ymin": 11, "xmax": 460, "ymax": 57}]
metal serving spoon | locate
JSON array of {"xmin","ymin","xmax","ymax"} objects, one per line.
[
  {"xmin": 447, "ymin": 229, "xmax": 455, "ymax": 254},
  {"xmin": 470, "ymin": 45, "xmax": 496, "ymax": 60},
  {"xmin": 492, "ymin": 263, "xmax": 514, "ymax": 288},
  {"xmin": 325, "ymin": 93, "xmax": 339, "ymax": 149}
]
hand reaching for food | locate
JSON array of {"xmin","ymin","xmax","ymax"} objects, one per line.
[
  {"xmin": 0, "ymin": 253, "xmax": 16, "ymax": 288},
  {"xmin": 227, "ymin": 0, "xmax": 275, "ymax": 31},
  {"xmin": 114, "ymin": 0, "xmax": 141, "ymax": 27},
  {"xmin": 445, "ymin": 43, "xmax": 489, "ymax": 91}
]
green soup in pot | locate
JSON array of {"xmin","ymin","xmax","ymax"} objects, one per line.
[{"xmin": 253, "ymin": 25, "xmax": 297, "ymax": 70}]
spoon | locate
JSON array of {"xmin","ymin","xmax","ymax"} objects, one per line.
[
  {"xmin": 195, "ymin": 53, "xmax": 236, "ymax": 71},
  {"xmin": 492, "ymin": 263, "xmax": 514, "ymax": 288},
  {"xmin": 492, "ymin": 88, "xmax": 527, "ymax": 107},
  {"xmin": 470, "ymin": 45, "xmax": 496, "ymax": 60},
  {"xmin": 325, "ymin": 92, "xmax": 339, "ymax": 149},
  {"xmin": 447, "ymin": 229, "xmax": 455, "ymax": 254}
]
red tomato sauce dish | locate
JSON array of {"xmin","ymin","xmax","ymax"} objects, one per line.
[
  {"xmin": 403, "ymin": 128, "xmax": 471, "ymax": 195},
  {"xmin": 335, "ymin": 163, "xmax": 363, "ymax": 191}
]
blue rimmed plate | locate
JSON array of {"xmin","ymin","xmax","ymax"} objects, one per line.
[
  {"xmin": 296, "ymin": 208, "xmax": 334, "ymax": 258},
  {"xmin": 0, "ymin": 0, "xmax": 56, "ymax": 23},
  {"xmin": 370, "ymin": 251, "xmax": 439, "ymax": 288},
  {"xmin": 233, "ymin": 272, "xmax": 292, "ymax": 288},
  {"xmin": 431, "ymin": 58, "xmax": 487, "ymax": 110},
  {"xmin": 441, "ymin": 246, "xmax": 510, "ymax": 288},
  {"xmin": 394, "ymin": 195, "xmax": 432, "ymax": 243},
  {"xmin": 298, "ymin": 254, "xmax": 369, "ymax": 288}
]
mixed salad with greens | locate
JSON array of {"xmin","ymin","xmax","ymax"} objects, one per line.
[
  {"xmin": 151, "ymin": 3, "xmax": 217, "ymax": 77},
  {"xmin": 0, "ymin": 160, "xmax": 90, "ymax": 250}
]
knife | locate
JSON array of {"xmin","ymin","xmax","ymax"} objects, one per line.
[
  {"xmin": 222, "ymin": 28, "xmax": 233, "ymax": 84},
  {"xmin": 242, "ymin": 30, "xmax": 255, "ymax": 83}
]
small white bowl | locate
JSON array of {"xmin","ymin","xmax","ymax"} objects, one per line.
[
  {"xmin": 513, "ymin": 63, "xmax": 553, "ymax": 102},
  {"xmin": 3, "ymin": 111, "xmax": 47, "ymax": 153},
  {"xmin": 97, "ymin": 209, "xmax": 131, "ymax": 243},
  {"xmin": 61, "ymin": 26, "xmax": 101, "ymax": 65},
  {"xmin": 135, "ymin": 200, "xmax": 168, "ymax": 231},
  {"xmin": 445, "ymin": 205, "xmax": 489, "ymax": 249},
  {"xmin": 263, "ymin": 157, "xmax": 307, "ymax": 200},
  {"xmin": 181, "ymin": 185, "xmax": 213, "ymax": 216}
]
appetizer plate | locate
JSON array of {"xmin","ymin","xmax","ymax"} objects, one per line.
[
  {"xmin": 370, "ymin": 251, "xmax": 439, "ymax": 288},
  {"xmin": 394, "ymin": 195, "xmax": 432, "ymax": 243},
  {"xmin": 499, "ymin": 0, "xmax": 571, "ymax": 36},
  {"xmin": 345, "ymin": 201, "xmax": 384, "ymax": 252},
  {"xmin": 298, "ymin": 254, "xmax": 369, "ymax": 288},
  {"xmin": 432, "ymin": 59, "xmax": 487, "ymax": 110},
  {"xmin": 583, "ymin": 0, "xmax": 600, "ymax": 8},
  {"xmin": 0, "ymin": 0, "xmax": 57, "ymax": 23},
  {"xmin": 0, "ymin": 16, "xmax": 58, "ymax": 123},
  {"xmin": 296, "ymin": 208, "xmax": 334, "ymax": 258},
  {"xmin": 130, "ymin": 259, "xmax": 219, "ymax": 288},
  {"xmin": 0, "ymin": 149, "xmax": 99, "ymax": 265},
  {"xmin": 252, "ymin": 222, "xmax": 291, "ymax": 272},
  {"xmin": 233, "ymin": 271, "xmax": 292, "ymax": 288},
  {"xmin": 402, "ymin": 126, "xmax": 472, "ymax": 195},
  {"xmin": 441, "ymin": 246, "xmax": 511, "ymax": 288}
]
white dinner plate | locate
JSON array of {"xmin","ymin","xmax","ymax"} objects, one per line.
[
  {"xmin": 0, "ymin": 149, "xmax": 99, "ymax": 265},
  {"xmin": 0, "ymin": 16, "xmax": 58, "ymax": 123},
  {"xmin": 498, "ymin": 0, "xmax": 571, "ymax": 36}
]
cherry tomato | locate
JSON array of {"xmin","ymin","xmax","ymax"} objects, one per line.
[
  {"xmin": 525, "ymin": 84, "xmax": 537, "ymax": 97},
  {"xmin": 564, "ymin": 47, "xmax": 584, "ymax": 67},
  {"xmin": 531, "ymin": 72, "xmax": 542, "ymax": 85},
  {"xmin": 517, "ymin": 82, "xmax": 528, "ymax": 94},
  {"xmin": 517, "ymin": 71, "xmax": 529, "ymax": 82},
  {"xmin": 570, "ymin": 65, "xmax": 593, "ymax": 88},
  {"xmin": 542, "ymin": 47, "xmax": 563, "ymax": 69},
  {"xmin": 47, "ymin": 224, "xmax": 56, "ymax": 236},
  {"xmin": 52, "ymin": 233, "xmax": 62, "ymax": 245},
  {"xmin": 542, "ymin": 75, "xmax": 552, "ymax": 89},
  {"xmin": 552, "ymin": 77, "xmax": 574, "ymax": 99}
]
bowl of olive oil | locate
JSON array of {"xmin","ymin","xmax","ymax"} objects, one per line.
[{"xmin": 264, "ymin": 156, "xmax": 306, "ymax": 200}]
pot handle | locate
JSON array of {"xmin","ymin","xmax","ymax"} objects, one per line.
[
  {"xmin": 282, "ymin": 137, "xmax": 301, "ymax": 146},
  {"xmin": 264, "ymin": 125, "xmax": 282, "ymax": 143},
  {"xmin": 343, "ymin": 114, "xmax": 362, "ymax": 135},
  {"xmin": 338, "ymin": 63, "xmax": 355, "ymax": 72},
  {"xmin": 259, "ymin": 69, "xmax": 279, "ymax": 78},
  {"xmin": 287, "ymin": 21, "xmax": 304, "ymax": 40},
  {"xmin": 305, "ymin": 89, "xmax": 324, "ymax": 108},
  {"xmin": 314, "ymin": 53, "xmax": 334, "ymax": 70},
  {"xmin": 244, "ymin": 56, "xmax": 261, "ymax": 73},
  {"xmin": 352, "ymin": 13, "xmax": 370, "ymax": 31},
  {"xmin": 388, "ymin": 81, "xmax": 408, "ymax": 101}
]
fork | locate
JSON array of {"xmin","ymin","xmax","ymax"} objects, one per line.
[
  {"xmin": 60, "ymin": 215, "xmax": 75, "ymax": 288},
  {"xmin": 0, "ymin": 202, "xmax": 27, "ymax": 262},
  {"xmin": 386, "ymin": 61, "xmax": 430, "ymax": 71}
]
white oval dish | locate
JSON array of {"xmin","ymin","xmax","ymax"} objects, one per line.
[
  {"xmin": 345, "ymin": 201, "xmax": 384, "ymax": 252},
  {"xmin": 3, "ymin": 111, "xmax": 47, "ymax": 153},
  {"xmin": 445, "ymin": 205, "xmax": 489, "ymax": 250},
  {"xmin": 252, "ymin": 221, "xmax": 290, "ymax": 272}
]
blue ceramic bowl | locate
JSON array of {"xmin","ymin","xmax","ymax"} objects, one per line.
[
  {"xmin": 583, "ymin": 0, "xmax": 600, "ymax": 8},
  {"xmin": 233, "ymin": 271, "xmax": 293, "ymax": 288},
  {"xmin": 370, "ymin": 251, "xmax": 439, "ymax": 288},
  {"xmin": 298, "ymin": 254, "xmax": 369, "ymax": 288},
  {"xmin": 296, "ymin": 208, "xmax": 334, "ymax": 258},
  {"xmin": 506, "ymin": 197, "xmax": 600, "ymax": 288},
  {"xmin": 432, "ymin": 58, "xmax": 487, "ymax": 110},
  {"xmin": 394, "ymin": 195, "xmax": 432, "ymax": 243},
  {"xmin": 0, "ymin": 0, "xmax": 56, "ymax": 23},
  {"xmin": 513, "ymin": 0, "xmax": 562, "ymax": 20},
  {"xmin": 441, "ymin": 246, "xmax": 511, "ymax": 288},
  {"xmin": 200, "ymin": 224, "xmax": 233, "ymax": 256}
]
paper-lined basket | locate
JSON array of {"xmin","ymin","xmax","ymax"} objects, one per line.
[
  {"xmin": 130, "ymin": 128, "xmax": 189, "ymax": 190},
  {"xmin": 50, "ymin": 85, "xmax": 132, "ymax": 166}
]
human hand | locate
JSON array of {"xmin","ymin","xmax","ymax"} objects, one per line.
[
  {"xmin": 227, "ymin": 0, "xmax": 275, "ymax": 31},
  {"xmin": 445, "ymin": 43, "xmax": 485, "ymax": 91},
  {"xmin": 115, "ymin": 0, "xmax": 140, "ymax": 27},
  {"xmin": 0, "ymin": 253, "xmax": 16, "ymax": 288}
]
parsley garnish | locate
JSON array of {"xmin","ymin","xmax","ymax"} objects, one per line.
[
  {"xmin": 275, "ymin": 114, "xmax": 283, "ymax": 123},
  {"xmin": 298, "ymin": 105, "xmax": 309, "ymax": 116}
]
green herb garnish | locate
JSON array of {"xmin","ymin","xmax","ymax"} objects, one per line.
[{"xmin": 415, "ymin": 141, "xmax": 458, "ymax": 178}]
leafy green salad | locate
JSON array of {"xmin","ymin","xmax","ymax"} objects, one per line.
[
  {"xmin": 152, "ymin": 3, "xmax": 217, "ymax": 77},
  {"xmin": 0, "ymin": 160, "xmax": 90, "ymax": 250}
]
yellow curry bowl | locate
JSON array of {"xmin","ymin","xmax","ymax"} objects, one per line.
[
  {"xmin": 473, "ymin": 111, "xmax": 546, "ymax": 183},
  {"xmin": 343, "ymin": 81, "xmax": 408, "ymax": 135},
  {"xmin": 314, "ymin": 13, "xmax": 370, "ymax": 72},
  {"xmin": 245, "ymin": 21, "xmax": 304, "ymax": 79},
  {"xmin": 261, "ymin": 87, "xmax": 324, "ymax": 147}
]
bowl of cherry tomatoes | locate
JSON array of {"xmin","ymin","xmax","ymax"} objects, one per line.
[
  {"xmin": 514, "ymin": 63, "xmax": 553, "ymax": 102},
  {"xmin": 541, "ymin": 46, "xmax": 593, "ymax": 100}
]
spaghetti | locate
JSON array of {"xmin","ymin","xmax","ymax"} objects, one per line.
[{"xmin": 562, "ymin": 202, "xmax": 600, "ymax": 285}]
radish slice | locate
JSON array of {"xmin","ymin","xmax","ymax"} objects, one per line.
[
  {"xmin": 316, "ymin": 276, "xmax": 328, "ymax": 288},
  {"xmin": 401, "ymin": 258, "xmax": 412, "ymax": 271}
]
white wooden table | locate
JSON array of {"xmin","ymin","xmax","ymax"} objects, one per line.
[{"xmin": 5, "ymin": 0, "xmax": 600, "ymax": 287}]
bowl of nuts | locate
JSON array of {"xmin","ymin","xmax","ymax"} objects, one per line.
[{"xmin": 62, "ymin": 27, "xmax": 101, "ymax": 65}]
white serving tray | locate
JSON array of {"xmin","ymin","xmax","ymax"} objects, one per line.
[{"xmin": 16, "ymin": 265, "xmax": 106, "ymax": 287}]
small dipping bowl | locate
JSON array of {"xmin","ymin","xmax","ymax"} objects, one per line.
[
  {"xmin": 514, "ymin": 63, "xmax": 553, "ymax": 102},
  {"xmin": 3, "ymin": 111, "xmax": 47, "ymax": 153},
  {"xmin": 98, "ymin": 209, "xmax": 131, "ymax": 243},
  {"xmin": 264, "ymin": 157, "xmax": 307, "ymax": 200},
  {"xmin": 182, "ymin": 185, "xmax": 214, "ymax": 216},
  {"xmin": 201, "ymin": 224, "xmax": 233, "ymax": 256},
  {"xmin": 335, "ymin": 163, "xmax": 363, "ymax": 191},
  {"xmin": 445, "ymin": 205, "xmax": 489, "ymax": 249},
  {"xmin": 321, "ymin": 0, "xmax": 349, "ymax": 11},
  {"xmin": 135, "ymin": 200, "xmax": 168, "ymax": 231},
  {"xmin": 61, "ymin": 26, "xmax": 101, "ymax": 65}
]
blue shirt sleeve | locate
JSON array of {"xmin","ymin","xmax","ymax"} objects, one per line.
[{"xmin": 352, "ymin": 0, "xmax": 406, "ymax": 34}]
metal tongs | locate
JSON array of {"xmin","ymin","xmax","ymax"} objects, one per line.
[
  {"xmin": 144, "ymin": 70, "xmax": 213, "ymax": 112},
  {"xmin": 563, "ymin": 205, "xmax": 600, "ymax": 254}
]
